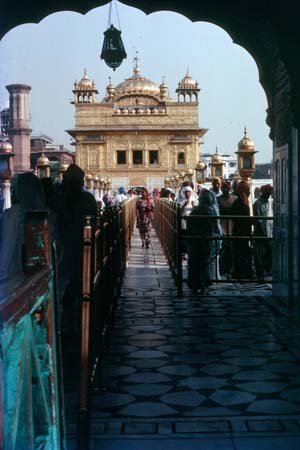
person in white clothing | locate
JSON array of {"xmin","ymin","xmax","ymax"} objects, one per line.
[{"xmin": 113, "ymin": 186, "xmax": 127, "ymax": 205}]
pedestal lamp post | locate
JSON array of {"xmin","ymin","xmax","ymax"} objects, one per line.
[
  {"xmin": 164, "ymin": 177, "xmax": 170, "ymax": 189},
  {"xmin": 36, "ymin": 152, "xmax": 50, "ymax": 178},
  {"xmin": 236, "ymin": 127, "xmax": 257, "ymax": 181},
  {"xmin": 99, "ymin": 177, "xmax": 105, "ymax": 199},
  {"xmin": 107, "ymin": 178, "xmax": 112, "ymax": 195},
  {"xmin": 93, "ymin": 175, "xmax": 100, "ymax": 201},
  {"xmin": 195, "ymin": 159, "xmax": 207, "ymax": 189},
  {"xmin": 210, "ymin": 146, "xmax": 224, "ymax": 179},
  {"xmin": 59, "ymin": 159, "xmax": 69, "ymax": 181},
  {"xmin": 236, "ymin": 127, "xmax": 257, "ymax": 214},
  {"xmin": 85, "ymin": 173, "xmax": 93, "ymax": 192},
  {"xmin": 174, "ymin": 174, "xmax": 180, "ymax": 197},
  {"xmin": 179, "ymin": 171, "xmax": 186, "ymax": 181}
]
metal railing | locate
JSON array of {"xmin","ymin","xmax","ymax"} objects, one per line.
[
  {"xmin": 0, "ymin": 211, "xmax": 65, "ymax": 450},
  {"xmin": 153, "ymin": 198, "xmax": 183, "ymax": 294},
  {"xmin": 154, "ymin": 198, "xmax": 273, "ymax": 295},
  {"xmin": 78, "ymin": 197, "xmax": 136, "ymax": 448}
]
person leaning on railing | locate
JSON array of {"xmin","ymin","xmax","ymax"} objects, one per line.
[{"xmin": 187, "ymin": 189, "xmax": 220, "ymax": 294}]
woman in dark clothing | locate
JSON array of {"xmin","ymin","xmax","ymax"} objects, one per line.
[
  {"xmin": 187, "ymin": 189, "xmax": 219, "ymax": 293},
  {"xmin": 53, "ymin": 164, "xmax": 98, "ymax": 323},
  {"xmin": 230, "ymin": 180, "xmax": 253, "ymax": 278},
  {"xmin": 136, "ymin": 188, "xmax": 154, "ymax": 248}
]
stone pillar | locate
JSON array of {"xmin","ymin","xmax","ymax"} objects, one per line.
[{"xmin": 6, "ymin": 84, "xmax": 32, "ymax": 173}]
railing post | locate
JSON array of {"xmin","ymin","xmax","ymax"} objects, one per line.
[
  {"xmin": 77, "ymin": 216, "xmax": 93, "ymax": 450},
  {"xmin": 176, "ymin": 204, "xmax": 183, "ymax": 297}
]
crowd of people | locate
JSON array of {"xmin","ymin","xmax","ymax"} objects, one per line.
[
  {"xmin": 0, "ymin": 170, "xmax": 273, "ymax": 308},
  {"xmin": 156, "ymin": 177, "xmax": 273, "ymax": 294}
]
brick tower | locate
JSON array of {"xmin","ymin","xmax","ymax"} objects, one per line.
[{"xmin": 6, "ymin": 84, "xmax": 32, "ymax": 172}]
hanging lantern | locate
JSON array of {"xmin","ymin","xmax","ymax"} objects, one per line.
[
  {"xmin": 100, "ymin": 25, "xmax": 127, "ymax": 70},
  {"xmin": 100, "ymin": 1, "xmax": 127, "ymax": 71}
]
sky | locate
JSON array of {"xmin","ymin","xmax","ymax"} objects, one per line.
[{"xmin": 0, "ymin": 1, "xmax": 272, "ymax": 163}]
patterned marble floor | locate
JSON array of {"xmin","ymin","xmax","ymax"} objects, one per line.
[{"xmin": 67, "ymin": 229, "xmax": 300, "ymax": 449}]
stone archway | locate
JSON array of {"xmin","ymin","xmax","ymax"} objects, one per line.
[{"xmin": 1, "ymin": 0, "xmax": 299, "ymax": 304}]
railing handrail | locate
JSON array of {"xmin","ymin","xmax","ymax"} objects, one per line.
[
  {"xmin": 78, "ymin": 196, "xmax": 137, "ymax": 448},
  {"xmin": 0, "ymin": 267, "xmax": 49, "ymax": 325}
]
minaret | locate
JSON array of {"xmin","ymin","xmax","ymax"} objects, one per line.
[
  {"xmin": 72, "ymin": 69, "xmax": 98, "ymax": 104},
  {"xmin": 6, "ymin": 84, "xmax": 32, "ymax": 172},
  {"xmin": 176, "ymin": 69, "xmax": 200, "ymax": 102}
]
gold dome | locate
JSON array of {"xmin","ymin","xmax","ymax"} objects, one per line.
[
  {"xmin": 78, "ymin": 68, "xmax": 94, "ymax": 90},
  {"xmin": 178, "ymin": 69, "xmax": 198, "ymax": 89},
  {"xmin": 60, "ymin": 159, "xmax": 69, "ymax": 172},
  {"xmin": 115, "ymin": 60, "xmax": 160, "ymax": 97},
  {"xmin": 85, "ymin": 173, "xmax": 93, "ymax": 180},
  {"xmin": 211, "ymin": 146, "xmax": 223, "ymax": 163},
  {"xmin": 238, "ymin": 126, "xmax": 255, "ymax": 150},
  {"xmin": 37, "ymin": 152, "xmax": 50, "ymax": 167},
  {"xmin": 195, "ymin": 159, "xmax": 207, "ymax": 171},
  {"xmin": 159, "ymin": 76, "xmax": 168, "ymax": 96},
  {"xmin": 0, "ymin": 140, "xmax": 13, "ymax": 153},
  {"xmin": 106, "ymin": 77, "xmax": 115, "ymax": 96}
]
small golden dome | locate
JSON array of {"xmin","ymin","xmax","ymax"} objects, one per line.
[
  {"xmin": 86, "ymin": 173, "xmax": 93, "ymax": 180},
  {"xmin": 78, "ymin": 68, "xmax": 93, "ymax": 90},
  {"xmin": 178, "ymin": 69, "xmax": 197, "ymax": 89},
  {"xmin": 159, "ymin": 76, "xmax": 168, "ymax": 96},
  {"xmin": 196, "ymin": 159, "xmax": 207, "ymax": 171},
  {"xmin": 0, "ymin": 140, "xmax": 13, "ymax": 153},
  {"xmin": 60, "ymin": 159, "xmax": 69, "ymax": 172},
  {"xmin": 37, "ymin": 152, "xmax": 50, "ymax": 167},
  {"xmin": 106, "ymin": 77, "xmax": 115, "ymax": 96},
  {"xmin": 238, "ymin": 126, "xmax": 255, "ymax": 150},
  {"xmin": 211, "ymin": 146, "xmax": 223, "ymax": 163}
]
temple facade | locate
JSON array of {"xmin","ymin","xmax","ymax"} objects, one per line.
[{"xmin": 67, "ymin": 59, "xmax": 208, "ymax": 191}]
